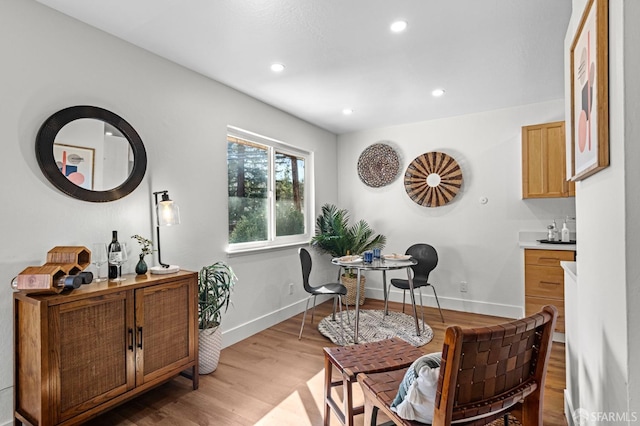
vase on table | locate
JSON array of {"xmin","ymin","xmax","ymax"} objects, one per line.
[{"xmin": 135, "ymin": 254, "xmax": 148, "ymax": 275}]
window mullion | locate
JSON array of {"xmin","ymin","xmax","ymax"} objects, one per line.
[{"xmin": 268, "ymin": 146, "xmax": 276, "ymax": 242}]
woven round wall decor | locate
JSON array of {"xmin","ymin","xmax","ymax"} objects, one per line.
[
  {"xmin": 404, "ymin": 151, "xmax": 463, "ymax": 207},
  {"xmin": 357, "ymin": 143, "xmax": 400, "ymax": 188}
]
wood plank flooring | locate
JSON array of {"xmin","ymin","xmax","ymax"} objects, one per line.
[{"xmin": 87, "ymin": 299, "xmax": 567, "ymax": 425}]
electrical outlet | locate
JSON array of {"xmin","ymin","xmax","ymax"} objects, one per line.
[
  {"xmin": 460, "ymin": 281, "xmax": 468, "ymax": 292},
  {"xmin": 289, "ymin": 283, "xmax": 294, "ymax": 295}
]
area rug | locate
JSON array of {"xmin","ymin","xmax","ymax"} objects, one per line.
[
  {"xmin": 318, "ymin": 309, "xmax": 433, "ymax": 347},
  {"xmin": 488, "ymin": 414, "xmax": 521, "ymax": 425}
]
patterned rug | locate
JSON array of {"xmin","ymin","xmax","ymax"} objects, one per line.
[
  {"xmin": 318, "ymin": 309, "xmax": 433, "ymax": 347},
  {"xmin": 488, "ymin": 414, "xmax": 521, "ymax": 425}
]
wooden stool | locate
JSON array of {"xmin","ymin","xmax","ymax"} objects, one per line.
[{"xmin": 323, "ymin": 337, "xmax": 424, "ymax": 426}]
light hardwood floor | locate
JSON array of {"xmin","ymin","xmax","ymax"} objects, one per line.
[{"xmin": 88, "ymin": 299, "xmax": 567, "ymax": 425}]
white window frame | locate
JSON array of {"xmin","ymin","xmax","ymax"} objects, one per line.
[{"xmin": 226, "ymin": 126, "xmax": 314, "ymax": 254}]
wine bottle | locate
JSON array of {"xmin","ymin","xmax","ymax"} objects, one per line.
[
  {"xmin": 58, "ymin": 275, "xmax": 83, "ymax": 290},
  {"xmin": 77, "ymin": 271, "xmax": 94, "ymax": 284},
  {"xmin": 108, "ymin": 230, "xmax": 120, "ymax": 279}
]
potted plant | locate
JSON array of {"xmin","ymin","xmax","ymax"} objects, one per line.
[
  {"xmin": 131, "ymin": 234, "xmax": 153, "ymax": 275},
  {"xmin": 198, "ymin": 261, "xmax": 237, "ymax": 374},
  {"xmin": 311, "ymin": 203, "xmax": 386, "ymax": 305}
]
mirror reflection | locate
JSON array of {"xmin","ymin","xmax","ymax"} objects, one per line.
[{"xmin": 54, "ymin": 119, "xmax": 133, "ymax": 191}]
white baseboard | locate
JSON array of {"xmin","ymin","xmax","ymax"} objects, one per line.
[
  {"xmin": 365, "ymin": 286, "xmax": 523, "ymax": 320},
  {"xmin": 221, "ymin": 297, "xmax": 324, "ymax": 349},
  {"xmin": 221, "ymin": 286, "xmax": 524, "ymax": 350}
]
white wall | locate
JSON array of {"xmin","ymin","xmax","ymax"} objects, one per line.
[
  {"xmin": 565, "ymin": 0, "xmax": 639, "ymax": 423},
  {"xmin": 0, "ymin": 1, "xmax": 338, "ymax": 424},
  {"xmin": 337, "ymin": 101, "xmax": 576, "ymax": 318}
]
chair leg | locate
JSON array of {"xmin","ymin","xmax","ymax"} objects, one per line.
[
  {"xmin": 311, "ymin": 295, "xmax": 317, "ymax": 324},
  {"xmin": 402, "ymin": 290, "xmax": 406, "ymax": 313},
  {"xmin": 331, "ymin": 296, "xmax": 337, "ymax": 321},
  {"xmin": 343, "ymin": 298, "xmax": 351, "ymax": 324},
  {"xmin": 504, "ymin": 413, "xmax": 510, "ymax": 425},
  {"xmin": 430, "ymin": 285, "xmax": 445, "ymax": 322},
  {"xmin": 418, "ymin": 288, "xmax": 426, "ymax": 333},
  {"xmin": 299, "ymin": 296, "xmax": 312, "ymax": 340},
  {"xmin": 337, "ymin": 295, "xmax": 345, "ymax": 345}
]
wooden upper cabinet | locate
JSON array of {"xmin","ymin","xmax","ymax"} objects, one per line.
[{"xmin": 522, "ymin": 121, "xmax": 575, "ymax": 198}]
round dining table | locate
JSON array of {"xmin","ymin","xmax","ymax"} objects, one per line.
[{"xmin": 331, "ymin": 256, "xmax": 420, "ymax": 344}]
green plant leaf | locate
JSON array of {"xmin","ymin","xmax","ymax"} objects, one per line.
[
  {"xmin": 310, "ymin": 203, "xmax": 386, "ymax": 257},
  {"xmin": 198, "ymin": 261, "xmax": 237, "ymax": 330}
]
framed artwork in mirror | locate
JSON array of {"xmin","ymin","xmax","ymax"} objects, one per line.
[
  {"xmin": 53, "ymin": 143, "xmax": 95, "ymax": 190},
  {"xmin": 570, "ymin": 0, "xmax": 609, "ymax": 181}
]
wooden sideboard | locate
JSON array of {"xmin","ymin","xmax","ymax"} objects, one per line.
[{"xmin": 13, "ymin": 270, "xmax": 199, "ymax": 426}]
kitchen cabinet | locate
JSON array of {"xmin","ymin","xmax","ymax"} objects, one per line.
[
  {"xmin": 13, "ymin": 271, "xmax": 198, "ymax": 426},
  {"xmin": 522, "ymin": 121, "xmax": 575, "ymax": 198},
  {"xmin": 524, "ymin": 249, "xmax": 575, "ymax": 333}
]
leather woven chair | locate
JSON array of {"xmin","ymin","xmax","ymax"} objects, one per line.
[
  {"xmin": 298, "ymin": 247, "xmax": 349, "ymax": 342},
  {"xmin": 357, "ymin": 305, "xmax": 558, "ymax": 426},
  {"xmin": 389, "ymin": 243, "xmax": 444, "ymax": 323}
]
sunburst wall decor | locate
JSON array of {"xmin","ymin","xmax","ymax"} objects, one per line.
[{"xmin": 404, "ymin": 151, "xmax": 463, "ymax": 207}]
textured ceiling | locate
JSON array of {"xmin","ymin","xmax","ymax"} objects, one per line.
[{"xmin": 35, "ymin": 0, "xmax": 572, "ymax": 135}]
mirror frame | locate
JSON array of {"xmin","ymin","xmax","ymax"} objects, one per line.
[{"xmin": 36, "ymin": 105, "xmax": 147, "ymax": 202}]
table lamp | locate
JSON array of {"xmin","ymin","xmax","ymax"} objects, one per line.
[{"xmin": 150, "ymin": 190, "xmax": 181, "ymax": 274}]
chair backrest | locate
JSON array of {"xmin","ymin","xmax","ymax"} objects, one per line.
[
  {"xmin": 299, "ymin": 247, "xmax": 314, "ymax": 293},
  {"xmin": 406, "ymin": 243, "xmax": 438, "ymax": 282},
  {"xmin": 433, "ymin": 305, "xmax": 557, "ymax": 425}
]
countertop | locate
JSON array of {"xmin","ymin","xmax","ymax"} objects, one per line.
[{"xmin": 518, "ymin": 231, "xmax": 577, "ymax": 251}]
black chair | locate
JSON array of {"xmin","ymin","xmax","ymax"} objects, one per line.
[
  {"xmin": 388, "ymin": 243, "xmax": 445, "ymax": 325},
  {"xmin": 298, "ymin": 247, "xmax": 349, "ymax": 342}
]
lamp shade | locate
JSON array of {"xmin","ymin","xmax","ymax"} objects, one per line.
[{"xmin": 157, "ymin": 193, "xmax": 180, "ymax": 226}]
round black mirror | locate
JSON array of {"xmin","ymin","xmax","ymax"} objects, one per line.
[{"xmin": 36, "ymin": 106, "xmax": 147, "ymax": 202}]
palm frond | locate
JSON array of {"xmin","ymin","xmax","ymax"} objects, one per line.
[{"xmin": 311, "ymin": 203, "xmax": 386, "ymax": 257}]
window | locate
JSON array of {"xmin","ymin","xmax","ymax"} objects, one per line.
[{"xmin": 227, "ymin": 126, "xmax": 312, "ymax": 252}]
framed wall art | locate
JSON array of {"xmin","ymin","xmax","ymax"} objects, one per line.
[
  {"xmin": 570, "ymin": 0, "xmax": 609, "ymax": 181},
  {"xmin": 53, "ymin": 143, "xmax": 95, "ymax": 190}
]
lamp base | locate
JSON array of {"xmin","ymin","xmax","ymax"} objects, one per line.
[{"xmin": 149, "ymin": 265, "xmax": 181, "ymax": 275}]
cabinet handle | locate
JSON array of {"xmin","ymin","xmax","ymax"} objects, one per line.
[
  {"xmin": 539, "ymin": 257, "xmax": 560, "ymax": 262},
  {"xmin": 128, "ymin": 328, "xmax": 134, "ymax": 351},
  {"xmin": 137, "ymin": 326, "xmax": 143, "ymax": 349},
  {"xmin": 540, "ymin": 280, "xmax": 561, "ymax": 286}
]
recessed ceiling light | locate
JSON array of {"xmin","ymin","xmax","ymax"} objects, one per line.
[
  {"xmin": 390, "ymin": 20, "xmax": 408, "ymax": 33},
  {"xmin": 342, "ymin": 108, "xmax": 354, "ymax": 115},
  {"xmin": 432, "ymin": 88, "xmax": 446, "ymax": 97},
  {"xmin": 270, "ymin": 63, "xmax": 285, "ymax": 72}
]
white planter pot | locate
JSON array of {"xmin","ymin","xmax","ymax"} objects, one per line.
[{"xmin": 199, "ymin": 327, "xmax": 222, "ymax": 374}]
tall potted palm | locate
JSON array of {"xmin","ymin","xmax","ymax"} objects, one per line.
[
  {"xmin": 311, "ymin": 203, "xmax": 386, "ymax": 305},
  {"xmin": 198, "ymin": 261, "xmax": 237, "ymax": 374}
]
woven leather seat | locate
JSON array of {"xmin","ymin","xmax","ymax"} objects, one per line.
[
  {"xmin": 357, "ymin": 305, "xmax": 557, "ymax": 426},
  {"xmin": 323, "ymin": 338, "xmax": 424, "ymax": 426}
]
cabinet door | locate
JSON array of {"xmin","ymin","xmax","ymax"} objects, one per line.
[
  {"xmin": 135, "ymin": 278, "xmax": 196, "ymax": 385},
  {"xmin": 50, "ymin": 291, "xmax": 135, "ymax": 423},
  {"xmin": 522, "ymin": 121, "xmax": 575, "ymax": 198}
]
